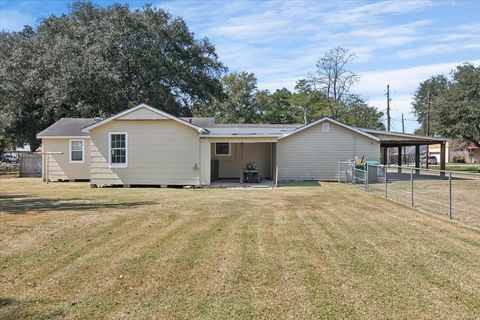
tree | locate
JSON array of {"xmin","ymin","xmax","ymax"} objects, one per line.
[
  {"xmin": 339, "ymin": 95, "xmax": 384, "ymax": 129},
  {"xmin": 0, "ymin": 1, "xmax": 225, "ymax": 149},
  {"xmin": 411, "ymin": 75, "xmax": 449, "ymax": 135},
  {"xmin": 435, "ymin": 63, "xmax": 480, "ymax": 147},
  {"xmin": 210, "ymin": 72, "xmax": 259, "ymax": 123},
  {"xmin": 309, "ymin": 47, "xmax": 359, "ymax": 105},
  {"xmin": 257, "ymin": 88, "xmax": 300, "ymax": 124},
  {"xmin": 290, "ymin": 79, "xmax": 337, "ymax": 123}
]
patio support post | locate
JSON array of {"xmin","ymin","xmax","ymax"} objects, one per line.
[
  {"xmin": 440, "ymin": 142, "xmax": 446, "ymax": 177},
  {"xmin": 272, "ymin": 142, "xmax": 277, "ymax": 187},
  {"xmin": 397, "ymin": 146, "xmax": 402, "ymax": 174},
  {"xmin": 382, "ymin": 146, "xmax": 388, "ymax": 165},
  {"xmin": 240, "ymin": 142, "xmax": 244, "ymax": 184},
  {"xmin": 415, "ymin": 145, "xmax": 420, "ymax": 174}
]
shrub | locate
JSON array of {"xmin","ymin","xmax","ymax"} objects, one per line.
[
  {"xmin": 453, "ymin": 155, "xmax": 466, "ymax": 163},
  {"xmin": 0, "ymin": 162, "xmax": 20, "ymax": 176}
]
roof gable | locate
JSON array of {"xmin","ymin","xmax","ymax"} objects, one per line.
[
  {"xmin": 280, "ymin": 117, "xmax": 380, "ymax": 141},
  {"xmin": 82, "ymin": 104, "xmax": 207, "ymax": 133},
  {"xmin": 117, "ymin": 106, "xmax": 169, "ymax": 120}
]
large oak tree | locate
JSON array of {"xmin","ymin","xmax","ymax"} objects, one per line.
[{"xmin": 0, "ymin": 1, "xmax": 225, "ymax": 150}]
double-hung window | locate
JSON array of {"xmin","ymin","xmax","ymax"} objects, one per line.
[
  {"xmin": 109, "ymin": 132, "xmax": 128, "ymax": 168},
  {"xmin": 69, "ymin": 139, "xmax": 84, "ymax": 163}
]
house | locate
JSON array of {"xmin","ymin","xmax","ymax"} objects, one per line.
[
  {"xmin": 37, "ymin": 103, "xmax": 447, "ymax": 187},
  {"xmin": 429, "ymin": 141, "xmax": 480, "ymax": 164}
]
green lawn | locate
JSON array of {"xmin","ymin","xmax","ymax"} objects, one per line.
[
  {"xmin": 1, "ymin": 179, "xmax": 479, "ymax": 319},
  {"xmin": 425, "ymin": 164, "xmax": 480, "ymax": 173}
]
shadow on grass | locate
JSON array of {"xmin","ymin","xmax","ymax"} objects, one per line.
[
  {"xmin": 0, "ymin": 194, "xmax": 156, "ymax": 214},
  {"xmin": 0, "ymin": 297, "xmax": 66, "ymax": 320},
  {"xmin": 278, "ymin": 181, "xmax": 322, "ymax": 187}
]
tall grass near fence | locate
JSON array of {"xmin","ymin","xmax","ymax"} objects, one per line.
[
  {"xmin": 339, "ymin": 161, "xmax": 480, "ymax": 229},
  {"xmin": 0, "ymin": 163, "xmax": 19, "ymax": 178}
]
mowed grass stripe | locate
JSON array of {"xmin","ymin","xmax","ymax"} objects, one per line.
[{"xmin": 302, "ymin": 188, "xmax": 480, "ymax": 318}]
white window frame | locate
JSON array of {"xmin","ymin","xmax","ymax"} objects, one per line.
[
  {"xmin": 215, "ymin": 142, "xmax": 231, "ymax": 156},
  {"xmin": 108, "ymin": 132, "xmax": 128, "ymax": 168},
  {"xmin": 322, "ymin": 123, "xmax": 330, "ymax": 132},
  {"xmin": 69, "ymin": 139, "xmax": 85, "ymax": 163}
]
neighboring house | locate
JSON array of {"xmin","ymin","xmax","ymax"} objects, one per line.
[
  {"xmin": 430, "ymin": 141, "xmax": 480, "ymax": 164},
  {"xmin": 37, "ymin": 103, "xmax": 446, "ymax": 186}
]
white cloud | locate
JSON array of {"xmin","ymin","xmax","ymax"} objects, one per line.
[
  {"xmin": 356, "ymin": 60, "xmax": 480, "ymax": 96},
  {"xmin": 356, "ymin": 60, "xmax": 480, "ymax": 132},
  {"xmin": 0, "ymin": 9, "xmax": 35, "ymax": 31}
]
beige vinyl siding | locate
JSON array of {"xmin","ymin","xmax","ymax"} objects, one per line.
[
  {"xmin": 116, "ymin": 107, "xmax": 169, "ymax": 120},
  {"xmin": 210, "ymin": 143, "xmax": 272, "ymax": 178},
  {"xmin": 89, "ymin": 119, "xmax": 201, "ymax": 185},
  {"xmin": 42, "ymin": 138, "xmax": 91, "ymax": 181},
  {"xmin": 277, "ymin": 122, "xmax": 379, "ymax": 181}
]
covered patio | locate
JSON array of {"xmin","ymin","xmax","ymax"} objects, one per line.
[
  {"xmin": 200, "ymin": 135, "xmax": 281, "ymax": 187},
  {"xmin": 210, "ymin": 141, "xmax": 276, "ymax": 184}
]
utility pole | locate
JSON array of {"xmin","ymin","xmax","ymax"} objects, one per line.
[
  {"xmin": 426, "ymin": 90, "xmax": 431, "ymax": 169},
  {"xmin": 402, "ymin": 113, "xmax": 406, "ymax": 165},
  {"xmin": 386, "ymin": 84, "xmax": 391, "ymax": 131},
  {"xmin": 384, "ymin": 84, "xmax": 391, "ymax": 165}
]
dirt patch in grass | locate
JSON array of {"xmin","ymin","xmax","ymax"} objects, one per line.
[{"xmin": 1, "ymin": 178, "xmax": 479, "ymax": 319}]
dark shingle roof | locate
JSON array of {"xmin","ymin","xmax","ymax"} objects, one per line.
[
  {"xmin": 180, "ymin": 117, "xmax": 216, "ymax": 128},
  {"xmin": 37, "ymin": 118, "xmax": 98, "ymax": 137}
]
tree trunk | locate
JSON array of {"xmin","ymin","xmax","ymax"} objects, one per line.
[{"xmin": 29, "ymin": 138, "xmax": 41, "ymax": 152}]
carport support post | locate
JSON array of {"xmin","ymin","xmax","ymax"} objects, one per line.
[
  {"xmin": 410, "ymin": 169, "xmax": 414, "ymax": 207},
  {"xmin": 384, "ymin": 165, "xmax": 388, "ymax": 198},
  {"xmin": 415, "ymin": 145, "xmax": 420, "ymax": 174},
  {"xmin": 440, "ymin": 142, "xmax": 446, "ymax": 177},
  {"xmin": 397, "ymin": 146, "xmax": 402, "ymax": 173},
  {"xmin": 448, "ymin": 172, "xmax": 452, "ymax": 219}
]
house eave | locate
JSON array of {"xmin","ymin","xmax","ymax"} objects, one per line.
[{"xmin": 37, "ymin": 135, "xmax": 91, "ymax": 139}]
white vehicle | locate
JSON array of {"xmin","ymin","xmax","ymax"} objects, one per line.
[
  {"xmin": 421, "ymin": 156, "xmax": 438, "ymax": 165},
  {"xmin": 1, "ymin": 155, "xmax": 19, "ymax": 163}
]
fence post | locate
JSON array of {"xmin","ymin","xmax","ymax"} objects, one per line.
[
  {"xmin": 385, "ymin": 165, "xmax": 388, "ymax": 198},
  {"xmin": 352, "ymin": 164, "xmax": 355, "ymax": 185},
  {"xmin": 366, "ymin": 164, "xmax": 369, "ymax": 192},
  {"xmin": 337, "ymin": 161, "xmax": 342, "ymax": 183},
  {"xmin": 448, "ymin": 172, "xmax": 452, "ymax": 219},
  {"xmin": 345, "ymin": 165, "xmax": 348, "ymax": 184},
  {"xmin": 410, "ymin": 169, "xmax": 414, "ymax": 206}
]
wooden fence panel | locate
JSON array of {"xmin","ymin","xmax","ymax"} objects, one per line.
[{"xmin": 20, "ymin": 154, "xmax": 42, "ymax": 177}]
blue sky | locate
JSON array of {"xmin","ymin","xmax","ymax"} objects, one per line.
[{"xmin": 1, "ymin": 0, "xmax": 480, "ymax": 132}]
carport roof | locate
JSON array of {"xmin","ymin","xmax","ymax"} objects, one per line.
[{"xmin": 360, "ymin": 128, "xmax": 447, "ymax": 146}]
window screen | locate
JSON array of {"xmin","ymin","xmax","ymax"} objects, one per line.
[{"xmin": 215, "ymin": 143, "xmax": 230, "ymax": 155}]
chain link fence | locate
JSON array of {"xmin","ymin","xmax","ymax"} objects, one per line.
[{"xmin": 338, "ymin": 161, "xmax": 480, "ymax": 228}]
